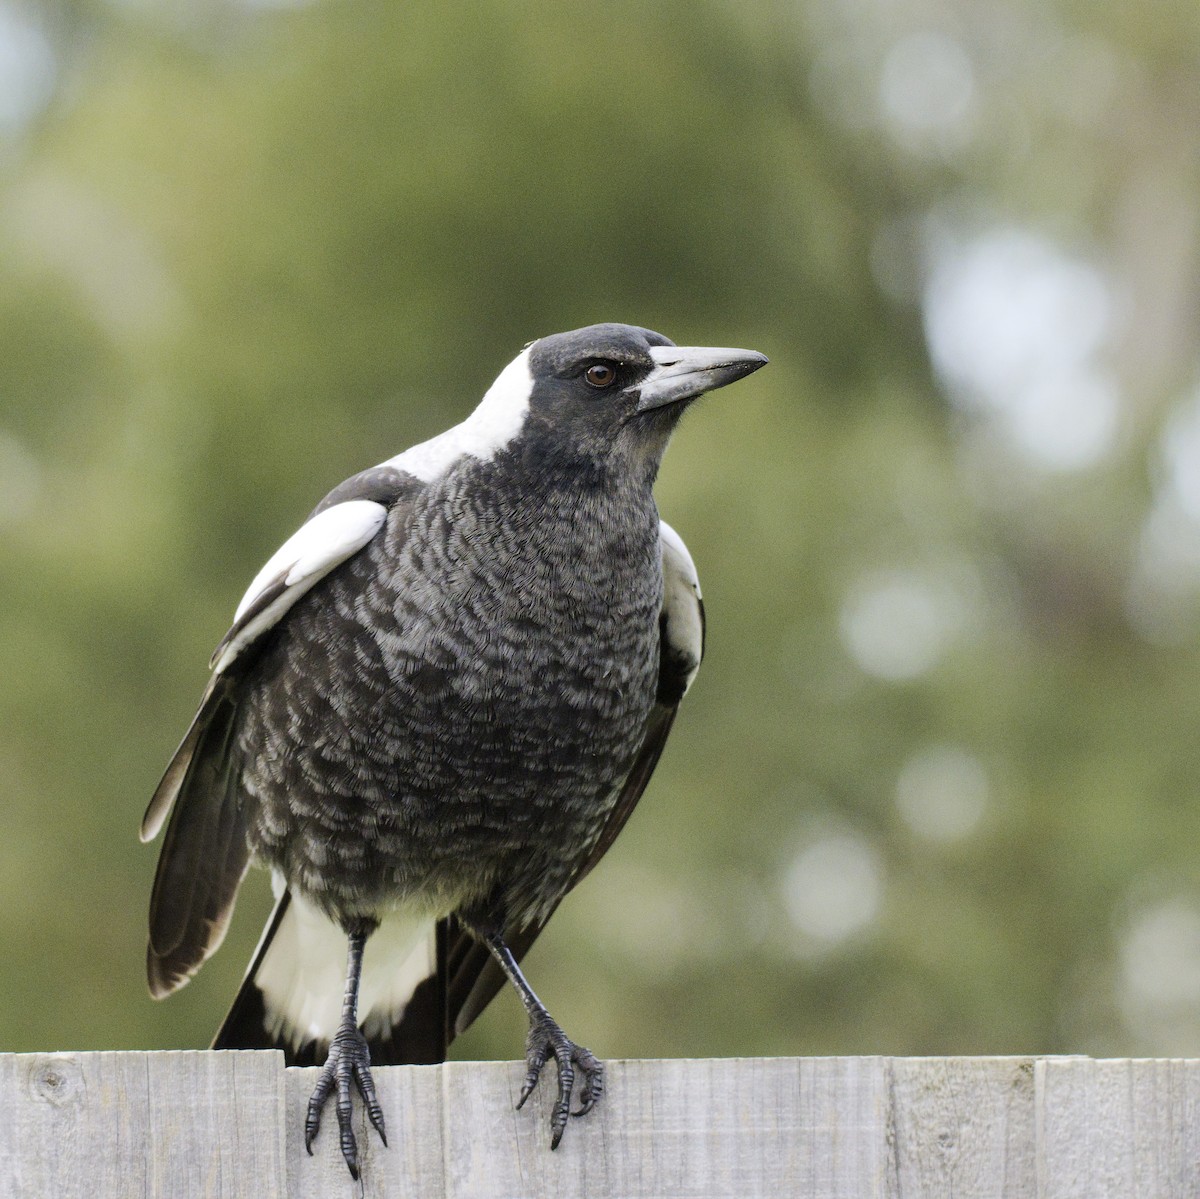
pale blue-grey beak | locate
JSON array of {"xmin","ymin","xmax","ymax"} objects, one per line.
[{"xmin": 634, "ymin": 344, "xmax": 768, "ymax": 412}]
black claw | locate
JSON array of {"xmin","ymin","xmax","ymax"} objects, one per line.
[
  {"xmin": 304, "ymin": 1067, "xmax": 335, "ymax": 1154},
  {"xmin": 516, "ymin": 1037, "xmax": 550, "ymax": 1110},
  {"xmin": 353, "ymin": 1058, "xmax": 388, "ymax": 1146},
  {"xmin": 572, "ymin": 1045, "xmax": 604, "ymax": 1117},
  {"xmin": 306, "ymin": 1023, "xmax": 387, "ymax": 1178},
  {"xmin": 519, "ymin": 1008, "xmax": 604, "ymax": 1148}
]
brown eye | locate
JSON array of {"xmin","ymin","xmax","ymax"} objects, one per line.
[{"xmin": 584, "ymin": 362, "xmax": 618, "ymax": 388}]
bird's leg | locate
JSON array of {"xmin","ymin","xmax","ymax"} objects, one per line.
[
  {"xmin": 483, "ymin": 929, "xmax": 604, "ymax": 1148},
  {"xmin": 304, "ymin": 920, "xmax": 386, "ymax": 1179}
]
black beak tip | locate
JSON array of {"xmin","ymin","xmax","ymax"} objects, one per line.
[{"xmin": 728, "ymin": 350, "xmax": 768, "ymax": 381}]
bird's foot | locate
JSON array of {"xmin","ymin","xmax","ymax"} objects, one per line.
[
  {"xmin": 516, "ymin": 1005, "xmax": 604, "ymax": 1148},
  {"xmin": 304, "ymin": 1021, "xmax": 387, "ymax": 1179}
]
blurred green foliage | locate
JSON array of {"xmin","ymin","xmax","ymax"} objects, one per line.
[{"xmin": 2, "ymin": 0, "xmax": 1200, "ymax": 1064}]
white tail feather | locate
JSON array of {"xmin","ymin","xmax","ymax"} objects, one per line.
[{"xmin": 254, "ymin": 893, "xmax": 437, "ymax": 1050}]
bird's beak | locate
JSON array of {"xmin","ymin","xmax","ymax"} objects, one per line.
[{"xmin": 634, "ymin": 344, "xmax": 769, "ymax": 413}]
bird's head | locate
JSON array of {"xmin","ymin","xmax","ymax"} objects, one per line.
[{"xmin": 474, "ymin": 323, "xmax": 768, "ymax": 479}]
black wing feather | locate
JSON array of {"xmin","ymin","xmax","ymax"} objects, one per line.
[{"xmin": 146, "ymin": 682, "xmax": 250, "ymax": 998}]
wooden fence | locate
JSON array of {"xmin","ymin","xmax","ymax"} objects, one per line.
[{"xmin": 1, "ymin": 1052, "xmax": 1197, "ymax": 1197}]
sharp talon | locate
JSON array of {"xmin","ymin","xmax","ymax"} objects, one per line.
[
  {"xmin": 354, "ymin": 1061, "xmax": 388, "ymax": 1145},
  {"xmin": 517, "ymin": 1050, "xmax": 546, "ymax": 1109},
  {"xmin": 366, "ymin": 1105, "xmax": 388, "ymax": 1146},
  {"xmin": 572, "ymin": 1053, "xmax": 603, "ymax": 1118},
  {"xmin": 517, "ymin": 1008, "xmax": 603, "ymax": 1148},
  {"xmin": 306, "ymin": 1023, "xmax": 386, "ymax": 1177},
  {"xmin": 367, "ymin": 1104, "xmax": 388, "ymax": 1145}
]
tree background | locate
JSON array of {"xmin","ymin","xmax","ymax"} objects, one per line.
[{"xmin": 2, "ymin": 0, "xmax": 1200, "ymax": 1063}]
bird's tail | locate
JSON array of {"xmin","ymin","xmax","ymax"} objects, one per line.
[{"xmin": 213, "ymin": 889, "xmax": 450, "ymax": 1066}]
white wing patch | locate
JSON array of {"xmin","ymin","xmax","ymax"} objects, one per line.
[
  {"xmin": 210, "ymin": 498, "xmax": 388, "ymax": 673},
  {"xmin": 660, "ymin": 519, "xmax": 704, "ymax": 697},
  {"xmin": 382, "ymin": 348, "xmax": 533, "ymax": 482}
]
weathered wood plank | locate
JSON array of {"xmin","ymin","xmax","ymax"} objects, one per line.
[
  {"xmin": 1036, "ymin": 1057, "xmax": 1200, "ymax": 1199},
  {"xmin": 0, "ymin": 1050, "xmax": 286, "ymax": 1199},
  {"xmin": 289, "ymin": 1057, "xmax": 890, "ymax": 1198},
  {"xmin": 888, "ymin": 1056, "xmax": 1037, "ymax": 1197},
  {"xmin": 439, "ymin": 1057, "xmax": 890, "ymax": 1199}
]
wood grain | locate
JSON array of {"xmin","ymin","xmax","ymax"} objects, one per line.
[
  {"xmin": 0, "ymin": 1050, "xmax": 285, "ymax": 1198},
  {"xmin": 1036, "ymin": 1057, "xmax": 1200, "ymax": 1198},
  {"xmin": 888, "ymin": 1056, "xmax": 1037, "ymax": 1196}
]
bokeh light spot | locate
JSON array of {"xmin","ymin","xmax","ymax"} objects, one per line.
[
  {"xmin": 783, "ymin": 831, "xmax": 883, "ymax": 948},
  {"xmin": 895, "ymin": 745, "xmax": 988, "ymax": 844},
  {"xmin": 0, "ymin": 4, "xmax": 55, "ymax": 136},
  {"xmin": 1119, "ymin": 896, "xmax": 1200, "ymax": 1053},
  {"xmin": 839, "ymin": 568, "xmax": 967, "ymax": 681},
  {"xmin": 879, "ymin": 32, "xmax": 976, "ymax": 146},
  {"xmin": 924, "ymin": 225, "xmax": 1119, "ymax": 471}
]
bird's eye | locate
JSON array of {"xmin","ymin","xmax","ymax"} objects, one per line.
[{"xmin": 584, "ymin": 362, "xmax": 618, "ymax": 389}]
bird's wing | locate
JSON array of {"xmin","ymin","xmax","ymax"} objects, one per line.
[
  {"xmin": 141, "ymin": 467, "xmax": 412, "ymax": 845},
  {"xmin": 142, "ymin": 466, "xmax": 413, "ymax": 998},
  {"xmin": 435, "ymin": 519, "xmax": 706, "ymax": 1041}
]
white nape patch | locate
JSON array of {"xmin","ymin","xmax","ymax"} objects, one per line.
[
  {"xmin": 659, "ymin": 520, "xmax": 703, "ymax": 695},
  {"xmin": 212, "ymin": 499, "xmax": 387, "ymax": 673},
  {"xmin": 382, "ymin": 348, "xmax": 533, "ymax": 482},
  {"xmin": 256, "ymin": 893, "xmax": 438, "ymax": 1049}
]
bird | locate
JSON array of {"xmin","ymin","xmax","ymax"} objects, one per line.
[{"xmin": 141, "ymin": 322, "xmax": 767, "ymax": 1178}]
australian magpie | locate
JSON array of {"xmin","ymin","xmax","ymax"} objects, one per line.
[{"xmin": 142, "ymin": 322, "xmax": 767, "ymax": 1177}]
